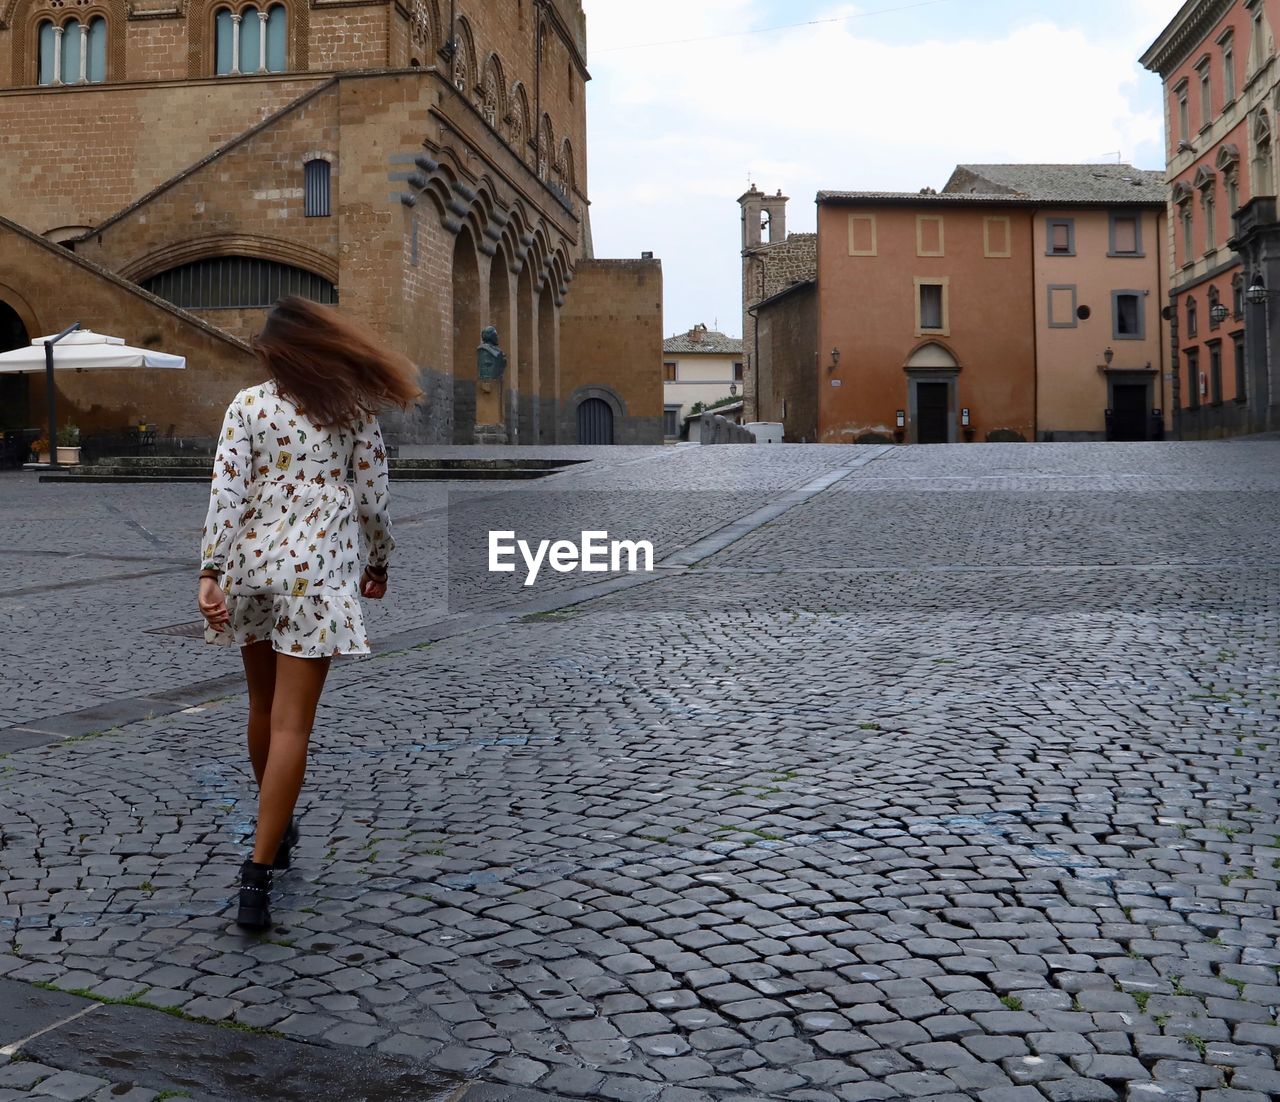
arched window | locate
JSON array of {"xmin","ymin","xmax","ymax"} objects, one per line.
[
  {"xmin": 452, "ymin": 18, "xmax": 475, "ymax": 95},
  {"xmin": 1233, "ymin": 271, "xmax": 1245, "ymax": 319},
  {"xmin": 215, "ymin": 4, "xmax": 287, "ymax": 76},
  {"xmin": 304, "ymin": 159, "xmax": 331, "ymax": 218},
  {"xmin": 38, "ymin": 20, "xmax": 56, "ymax": 85},
  {"xmin": 538, "ymin": 114, "xmax": 554, "ymax": 182},
  {"xmin": 141, "ymin": 257, "xmax": 336, "ymax": 308},
  {"xmin": 1186, "ymin": 295, "xmax": 1198, "ymax": 338},
  {"xmin": 508, "ymin": 82, "xmax": 530, "ymax": 161},
  {"xmin": 39, "ymin": 17, "xmax": 107, "ymax": 85},
  {"xmin": 480, "ymin": 54, "xmax": 503, "ymax": 129}
]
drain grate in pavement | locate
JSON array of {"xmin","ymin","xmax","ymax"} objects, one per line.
[{"xmin": 146, "ymin": 621, "xmax": 206, "ymax": 639}]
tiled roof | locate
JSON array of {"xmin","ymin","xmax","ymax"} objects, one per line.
[
  {"xmin": 818, "ymin": 191, "xmax": 1022, "ymax": 204},
  {"xmin": 946, "ymin": 164, "xmax": 1166, "ymax": 203},
  {"xmin": 664, "ymin": 328, "xmax": 743, "ymax": 354}
]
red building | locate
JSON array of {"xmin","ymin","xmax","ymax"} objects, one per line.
[{"xmin": 1142, "ymin": 0, "xmax": 1280, "ymax": 437}]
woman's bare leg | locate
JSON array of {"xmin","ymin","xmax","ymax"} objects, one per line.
[
  {"xmin": 251, "ymin": 654, "xmax": 331, "ymax": 865},
  {"xmin": 241, "ymin": 642, "xmax": 276, "ymax": 787}
]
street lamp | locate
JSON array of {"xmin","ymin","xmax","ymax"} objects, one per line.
[
  {"xmin": 1210, "ymin": 302, "xmax": 1231, "ymax": 325},
  {"xmin": 1247, "ymin": 274, "xmax": 1271, "ymax": 305},
  {"xmin": 729, "ymin": 382, "xmax": 738, "ymax": 397}
]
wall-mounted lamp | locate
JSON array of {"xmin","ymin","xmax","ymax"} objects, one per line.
[
  {"xmin": 729, "ymin": 382, "xmax": 738, "ymax": 396},
  {"xmin": 1103, "ymin": 346, "xmax": 1114, "ymax": 367},
  {"xmin": 829, "ymin": 347, "xmax": 841, "ymax": 369},
  {"xmin": 1210, "ymin": 302, "xmax": 1231, "ymax": 325},
  {"xmin": 895, "ymin": 409, "xmax": 906, "ymax": 429},
  {"xmin": 1247, "ymin": 273, "xmax": 1272, "ymax": 305},
  {"xmin": 961, "ymin": 407, "xmax": 970, "ymax": 428}
]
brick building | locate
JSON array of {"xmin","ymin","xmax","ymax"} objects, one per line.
[
  {"xmin": 1141, "ymin": 0, "xmax": 1280, "ymax": 439},
  {"xmin": 742, "ymin": 166, "xmax": 1168, "ymax": 444},
  {"xmin": 0, "ymin": 0, "xmax": 662, "ymax": 445}
]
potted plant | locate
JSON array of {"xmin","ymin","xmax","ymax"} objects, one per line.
[
  {"xmin": 30, "ymin": 436, "xmax": 50, "ymax": 464},
  {"xmin": 56, "ymin": 424, "xmax": 81, "ymax": 465}
]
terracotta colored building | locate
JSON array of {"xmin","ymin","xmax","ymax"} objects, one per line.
[
  {"xmin": 742, "ymin": 165, "xmax": 1168, "ymax": 444},
  {"xmin": 1142, "ymin": 0, "xmax": 1280, "ymax": 438},
  {"xmin": 0, "ymin": 1, "xmax": 662, "ymax": 446}
]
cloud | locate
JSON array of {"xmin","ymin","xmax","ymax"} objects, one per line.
[{"xmin": 582, "ymin": 1, "xmax": 1170, "ymax": 338}]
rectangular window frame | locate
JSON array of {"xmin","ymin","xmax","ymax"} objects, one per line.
[
  {"xmin": 1175, "ymin": 79, "xmax": 1190, "ymax": 141},
  {"xmin": 1207, "ymin": 338, "xmax": 1224, "ymax": 404},
  {"xmin": 1046, "ymin": 217, "xmax": 1076, "ymax": 256},
  {"xmin": 916, "ymin": 214, "xmax": 945, "ymax": 257},
  {"xmin": 663, "ymin": 405, "xmax": 681, "ymax": 438},
  {"xmin": 1112, "ymin": 290, "xmax": 1146, "ymax": 341},
  {"xmin": 1186, "ymin": 348, "xmax": 1201, "ymax": 410},
  {"xmin": 1108, "ymin": 211, "xmax": 1144, "ymax": 257},
  {"xmin": 1221, "ymin": 29, "xmax": 1236, "ymax": 103},
  {"xmin": 663, "ymin": 361, "xmax": 677, "ymax": 382},
  {"xmin": 847, "ymin": 214, "xmax": 878, "ymax": 257},
  {"xmin": 1197, "ymin": 56, "xmax": 1213, "ymax": 128},
  {"xmin": 733, "ymin": 361, "xmax": 744, "ymax": 382},
  {"xmin": 1047, "ymin": 284, "xmax": 1078, "ymax": 329},
  {"xmin": 914, "ymin": 276, "xmax": 950, "ymax": 337},
  {"xmin": 983, "ymin": 216, "xmax": 1011, "ymax": 258},
  {"xmin": 1180, "ymin": 204, "xmax": 1194, "ymax": 264},
  {"xmin": 1203, "ymin": 191, "xmax": 1217, "ymax": 251},
  {"xmin": 1233, "ymin": 331, "xmax": 1247, "ymax": 401}
]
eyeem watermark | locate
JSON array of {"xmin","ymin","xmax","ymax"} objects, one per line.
[{"xmin": 489, "ymin": 530, "xmax": 655, "ymax": 586}]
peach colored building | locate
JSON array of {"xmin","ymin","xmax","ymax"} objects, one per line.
[
  {"xmin": 743, "ymin": 164, "xmax": 1169, "ymax": 444},
  {"xmin": 946, "ymin": 166, "xmax": 1170, "ymax": 442},
  {"xmin": 1143, "ymin": 0, "xmax": 1280, "ymax": 437}
]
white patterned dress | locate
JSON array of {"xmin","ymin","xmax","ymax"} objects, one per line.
[{"xmin": 201, "ymin": 380, "xmax": 394, "ymax": 658}]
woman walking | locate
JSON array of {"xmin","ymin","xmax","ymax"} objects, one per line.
[{"xmin": 197, "ymin": 297, "xmax": 420, "ymax": 930}]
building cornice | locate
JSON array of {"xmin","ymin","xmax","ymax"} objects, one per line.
[{"xmin": 1140, "ymin": 0, "xmax": 1234, "ymax": 79}]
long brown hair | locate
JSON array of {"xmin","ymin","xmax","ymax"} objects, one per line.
[{"xmin": 251, "ymin": 297, "xmax": 422, "ymax": 426}]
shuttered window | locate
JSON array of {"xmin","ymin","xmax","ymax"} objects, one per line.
[
  {"xmin": 304, "ymin": 159, "xmax": 331, "ymax": 218},
  {"xmin": 142, "ymin": 257, "xmax": 337, "ymax": 309}
]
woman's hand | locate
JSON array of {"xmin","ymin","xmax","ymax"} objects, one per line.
[
  {"xmin": 361, "ymin": 569, "xmax": 388, "ymax": 600},
  {"xmin": 198, "ymin": 577, "xmax": 231, "ymax": 629}
]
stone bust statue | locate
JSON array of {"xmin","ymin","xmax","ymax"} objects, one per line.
[{"xmin": 477, "ymin": 326, "xmax": 508, "ymax": 381}]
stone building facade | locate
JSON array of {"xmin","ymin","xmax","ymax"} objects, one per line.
[
  {"xmin": 1142, "ymin": 0, "xmax": 1280, "ymax": 439},
  {"xmin": 0, "ymin": 0, "xmax": 662, "ymax": 445},
  {"xmin": 738, "ymin": 185, "xmax": 816, "ymax": 423}
]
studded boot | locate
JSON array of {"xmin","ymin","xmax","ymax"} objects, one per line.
[{"xmin": 236, "ymin": 859, "xmax": 273, "ymax": 931}]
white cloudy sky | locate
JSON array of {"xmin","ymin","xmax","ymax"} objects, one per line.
[{"xmin": 581, "ymin": 0, "xmax": 1178, "ymax": 339}]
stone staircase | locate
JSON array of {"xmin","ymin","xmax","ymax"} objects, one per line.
[{"xmin": 39, "ymin": 455, "xmax": 590, "ymax": 483}]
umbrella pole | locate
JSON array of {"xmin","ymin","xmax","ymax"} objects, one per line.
[
  {"xmin": 43, "ymin": 322, "xmax": 80, "ymax": 471},
  {"xmin": 44, "ymin": 341, "xmax": 57, "ymax": 470}
]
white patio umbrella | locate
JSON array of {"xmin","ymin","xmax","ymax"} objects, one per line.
[{"xmin": 0, "ymin": 324, "xmax": 186, "ymax": 468}]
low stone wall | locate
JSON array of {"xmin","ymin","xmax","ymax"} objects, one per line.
[{"xmin": 699, "ymin": 413, "xmax": 757, "ymax": 444}]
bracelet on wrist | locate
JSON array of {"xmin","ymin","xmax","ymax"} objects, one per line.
[{"xmin": 366, "ymin": 565, "xmax": 387, "ymax": 579}]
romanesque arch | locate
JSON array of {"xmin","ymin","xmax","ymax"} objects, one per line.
[{"xmin": 186, "ymin": 0, "xmax": 309, "ymax": 78}]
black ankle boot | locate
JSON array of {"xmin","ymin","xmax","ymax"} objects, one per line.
[
  {"xmin": 236, "ymin": 859, "xmax": 273, "ymax": 931},
  {"xmin": 273, "ymin": 817, "xmax": 300, "ymax": 871}
]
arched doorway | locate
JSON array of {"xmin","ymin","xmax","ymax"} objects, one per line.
[
  {"xmin": 577, "ymin": 397, "xmax": 614, "ymax": 445},
  {"xmin": 0, "ymin": 300, "xmax": 31, "ymax": 438},
  {"xmin": 905, "ymin": 342, "xmax": 960, "ymax": 445},
  {"xmin": 452, "ymin": 227, "xmax": 481, "ymax": 444}
]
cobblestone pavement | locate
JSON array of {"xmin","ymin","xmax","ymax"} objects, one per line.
[{"xmin": 1, "ymin": 441, "xmax": 1278, "ymax": 1102}]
